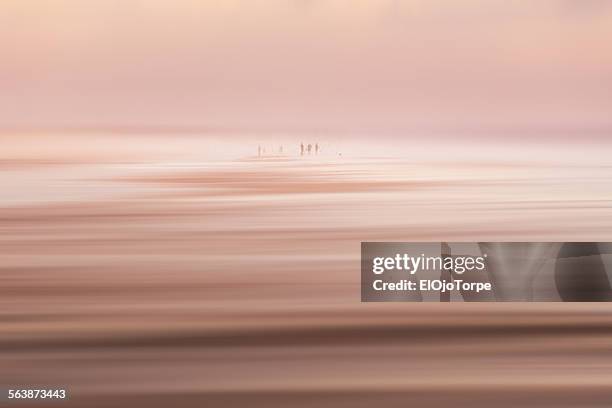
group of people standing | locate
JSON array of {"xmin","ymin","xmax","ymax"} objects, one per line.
[
  {"xmin": 257, "ymin": 143, "xmax": 320, "ymax": 157},
  {"xmin": 300, "ymin": 142, "xmax": 319, "ymax": 156}
]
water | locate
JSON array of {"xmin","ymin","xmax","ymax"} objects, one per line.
[{"xmin": 2, "ymin": 134, "xmax": 612, "ymax": 406}]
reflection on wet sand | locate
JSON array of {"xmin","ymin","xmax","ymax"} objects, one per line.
[{"xmin": 3, "ymin": 154, "xmax": 612, "ymax": 407}]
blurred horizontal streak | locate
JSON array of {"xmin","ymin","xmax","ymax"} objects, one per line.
[
  {"xmin": 4, "ymin": 318, "xmax": 612, "ymax": 352},
  {"xmin": 57, "ymin": 387, "xmax": 612, "ymax": 408}
]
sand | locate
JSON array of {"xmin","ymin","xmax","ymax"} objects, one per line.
[{"xmin": 2, "ymin": 137, "xmax": 612, "ymax": 407}]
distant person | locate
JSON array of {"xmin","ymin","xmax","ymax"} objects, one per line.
[
  {"xmin": 300, "ymin": 143, "xmax": 304, "ymax": 156},
  {"xmin": 307, "ymin": 143, "xmax": 312, "ymax": 155},
  {"xmin": 258, "ymin": 145, "xmax": 261, "ymax": 157},
  {"xmin": 279, "ymin": 145, "xmax": 283, "ymax": 154},
  {"xmin": 315, "ymin": 143, "xmax": 319, "ymax": 155}
]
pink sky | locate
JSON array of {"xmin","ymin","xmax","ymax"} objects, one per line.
[{"xmin": 1, "ymin": 1, "xmax": 611, "ymax": 136}]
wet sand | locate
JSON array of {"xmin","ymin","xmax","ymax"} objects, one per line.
[{"xmin": 3, "ymin": 149, "xmax": 612, "ymax": 407}]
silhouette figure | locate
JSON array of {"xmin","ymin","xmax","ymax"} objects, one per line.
[
  {"xmin": 258, "ymin": 145, "xmax": 261, "ymax": 157},
  {"xmin": 300, "ymin": 143, "xmax": 304, "ymax": 156},
  {"xmin": 279, "ymin": 145, "xmax": 283, "ymax": 154},
  {"xmin": 307, "ymin": 144, "xmax": 312, "ymax": 155},
  {"xmin": 315, "ymin": 143, "xmax": 319, "ymax": 155}
]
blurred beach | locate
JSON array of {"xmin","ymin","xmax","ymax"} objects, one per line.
[
  {"xmin": 3, "ymin": 0, "xmax": 612, "ymax": 405},
  {"xmin": 2, "ymin": 133, "xmax": 612, "ymax": 407}
]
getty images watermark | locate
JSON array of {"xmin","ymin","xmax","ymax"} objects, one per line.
[{"xmin": 361, "ymin": 242, "xmax": 612, "ymax": 302}]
